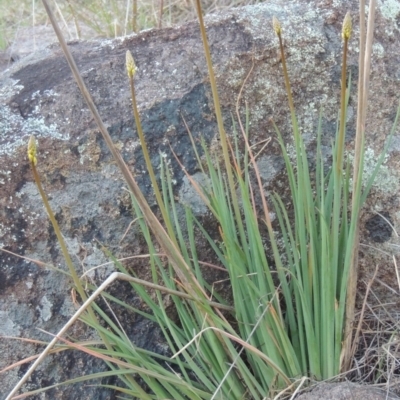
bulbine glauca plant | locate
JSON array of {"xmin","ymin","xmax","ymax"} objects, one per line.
[{"xmin": 4, "ymin": 0, "xmax": 400, "ymax": 399}]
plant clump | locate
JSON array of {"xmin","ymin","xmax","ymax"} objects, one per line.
[{"xmin": 4, "ymin": 0, "xmax": 400, "ymax": 399}]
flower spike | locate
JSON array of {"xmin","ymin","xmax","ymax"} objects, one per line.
[
  {"xmin": 27, "ymin": 135, "xmax": 37, "ymax": 166},
  {"xmin": 126, "ymin": 50, "xmax": 136, "ymax": 78},
  {"xmin": 342, "ymin": 12, "xmax": 352, "ymax": 40},
  {"xmin": 273, "ymin": 16, "xmax": 282, "ymax": 36}
]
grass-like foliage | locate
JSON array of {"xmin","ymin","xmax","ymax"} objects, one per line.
[
  {"xmin": 0, "ymin": 0, "xmax": 259, "ymax": 51},
  {"xmin": 5, "ymin": 0, "xmax": 400, "ymax": 399}
]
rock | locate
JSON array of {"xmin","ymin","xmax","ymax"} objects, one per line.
[
  {"xmin": 1, "ymin": 0, "xmax": 400, "ymax": 398},
  {"xmin": 296, "ymin": 382, "xmax": 399, "ymax": 400}
]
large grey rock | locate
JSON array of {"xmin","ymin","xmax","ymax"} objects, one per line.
[
  {"xmin": 296, "ymin": 382, "xmax": 398, "ymax": 400},
  {"xmin": 1, "ymin": 0, "xmax": 400, "ymax": 398}
]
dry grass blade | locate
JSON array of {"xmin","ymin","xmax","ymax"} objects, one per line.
[
  {"xmin": 38, "ymin": 0, "xmax": 206, "ymax": 299},
  {"xmin": 350, "ymin": 264, "xmax": 380, "ymax": 361},
  {"xmin": 0, "ymin": 247, "xmax": 63, "ymax": 273},
  {"xmin": 5, "ymin": 5, "xmax": 223, "ymax": 392},
  {"xmin": 0, "ymin": 339, "xmax": 69, "ymax": 374},
  {"xmin": 158, "ymin": 0, "xmax": 164, "ymax": 28},
  {"xmin": 171, "ymin": 326, "xmax": 291, "ymax": 387},
  {"xmin": 272, "ymin": 376, "xmax": 310, "ymax": 400},
  {"xmin": 5, "ymin": 270, "xmax": 232, "ymax": 399},
  {"xmin": 210, "ymin": 286, "xmax": 281, "ymax": 400},
  {"xmin": 341, "ymin": 0, "xmax": 377, "ymax": 372},
  {"xmin": 5, "ymin": 1, "xmax": 397, "ymax": 398}
]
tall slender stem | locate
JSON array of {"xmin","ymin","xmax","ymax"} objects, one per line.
[{"xmin": 336, "ymin": 12, "xmax": 351, "ymax": 174}]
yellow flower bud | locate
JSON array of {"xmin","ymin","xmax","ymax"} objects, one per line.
[
  {"xmin": 342, "ymin": 12, "xmax": 352, "ymax": 40},
  {"xmin": 126, "ymin": 50, "xmax": 136, "ymax": 78},
  {"xmin": 273, "ymin": 16, "xmax": 282, "ymax": 36},
  {"xmin": 27, "ymin": 135, "xmax": 37, "ymax": 166}
]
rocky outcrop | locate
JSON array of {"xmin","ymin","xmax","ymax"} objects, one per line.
[
  {"xmin": 296, "ymin": 382, "xmax": 398, "ymax": 400},
  {"xmin": 1, "ymin": 0, "xmax": 400, "ymax": 398}
]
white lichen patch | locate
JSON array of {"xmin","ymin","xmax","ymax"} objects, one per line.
[
  {"xmin": 241, "ymin": 2, "xmax": 322, "ymax": 48},
  {"xmin": 96, "ymin": 36, "xmax": 125, "ymax": 51},
  {"xmin": 0, "ymin": 182, "xmax": 46, "ymax": 246},
  {"xmin": 101, "ymin": 163, "xmax": 121, "ymax": 180},
  {"xmin": 158, "ymin": 150, "xmax": 177, "ymax": 185},
  {"xmin": 0, "ymin": 79, "xmax": 24, "ymax": 100},
  {"xmin": 78, "ymin": 143, "xmax": 89, "ymax": 164},
  {"xmin": 38, "ymin": 295, "xmax": 52, "ymax": 322},
  {"xmin": 348, "ymin": 147, "xmax": 399, "ymax": 194},
  {"xmin": 59, "ymin": 297, "xmax": 75, "ymax": 318},
  {"xmin": 388, "ymin": 135, "xmax": 400, "ymax": 153},
  {"xmin": 257, "ymin": 154, "xmax": 284, "ymax": 185},
  {"xmin": 43, "ymin": 89, "xmax": 59, "ymax": 98},
  {"xmin": 99, "ymin": 39, "xmax": 116, "ymax": 49},
  {"xmin": 16, "ymin": 182, "xmax": 42, "ymax": 205},
  {"xmin": 1, "ymin": 79, "xmax": 67, "ymax": 157},
  {"xmin": 0, "ymin": 311, "xmax": 21, "ymax": 336},
  {"xmin": 179, "ymin": 173, "xmax": 209, "ymax": 217},
  {"xmin": 30, "ymin": 89, "xmax": 60, "ymax": 115},
  {"xmin": 82, "ymin": 245, "xmax": 114, "ymax": 281},
  {"xmin": 226, "ymin": 2, "xmax": 338, "ymax": 131},
  {"xmin": 0, "ymin": 169, "xmax": 12, "ymax": 186},
  {"xmin": 0, "ymin": 104, "xmax": 69, "ymax": 157},
  {"xmin": 225, "ymin": 64, "xmax": 246, "ymax": 91},
  {"xmin": 232, "ymin": 3, "xmax": 284, "ymax": 42},
  {"xmin": 377, "ymin": 0, "xmax": 400, "ymax": 34},
  {"xmin": 0, "ymin": 224, "xmax": 16, "ymax": 244},
  {"xmin": 31, "ymin": 90, "xmax": 41, "ymax": 100},
  {"xmin": 372, "ymin": 42, "xmax": 385, "ymax": 58},
  {"xmin": 124, "ymin": 139, "xmax": 141, "ymax": 153},
  {"xmin": 65, "ymin": 237, "xmax": 81, "ymax": 255}
]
